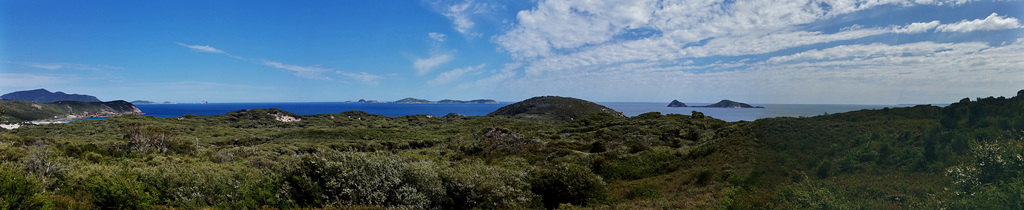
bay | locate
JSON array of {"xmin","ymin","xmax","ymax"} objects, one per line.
[{"xmin": 134, "ymin": 102, "xmax": 923, "ymax": 122}]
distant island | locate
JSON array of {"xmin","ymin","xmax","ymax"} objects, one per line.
[
  {"xmin": 130, "ymin": 100, "xmax": 176, "ymax": 104},
  {"xmin": 357, "ymin": 99, "xmax": 383, "ymax": 103},
  {"xmin": 394, "ymin": 97, "xmax": 498, "ymax": 104},
  {"xmin": 1, "ymin": 88, "xmax": 102, "ymax": 103},
  {"xmin": 667, "ymin": 100, "xmax": 688, "ymax": 107},
  {"xmin": 667, "ymin": 99, "xmax": 763, "ymax": 108}
]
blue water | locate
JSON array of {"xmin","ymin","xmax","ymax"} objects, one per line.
[{"xmin": 133, "ymin": 102, "xmax": 918, "ymax": 122}]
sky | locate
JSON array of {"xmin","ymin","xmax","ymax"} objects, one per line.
[{"xmin": 1, "ymin": 0, "xmax": 1022, "ymax": 104}]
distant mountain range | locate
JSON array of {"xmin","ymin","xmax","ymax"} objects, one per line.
[
  {"xmin": 394, "ymin": 97, "xmax": 499, "ymax": 104},
  {"xmin": 667, "ymin": 99, "xmax": 764, "ymax": 108},
  {"xmin": 1, "ymin": 88, "xmax": 101, "ymax": 103}
]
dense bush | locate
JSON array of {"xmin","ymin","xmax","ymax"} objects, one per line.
[
  {"xmin": 531, "ymin": 162, "xmax": 608, "ymax": 208},
  {"xmin": 0, "ymin": 171, "xmax": 43, "ymax": 209},
  {"xmin": 285, "ymin": 152, "xmax": 444, "ymax": 209}
]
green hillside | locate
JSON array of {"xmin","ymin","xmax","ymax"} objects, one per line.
[
  {"xmin": 0, "ymin": 91, "xmax": 1022, "ymax": 209},
  {"xmin": 0, "ymin": 100, "xmax": 141, "ymax": 123}
]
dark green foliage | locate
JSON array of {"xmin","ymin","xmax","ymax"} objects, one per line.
[
  {"xmin": 0, "ymin": 171, "xmax": 43, "ymax": 209},
  {"xmin": 80, "ymin": 174, "xmax": 155, "ymax": 209},
  {"xmin": 531, "ymin": 163, "xmax": 609, "ymax": 208}
]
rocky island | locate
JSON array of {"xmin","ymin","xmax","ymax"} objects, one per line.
[
  {"xmin": 667, "ymin": 100, "xmax": 688, "ymax": 107},
  {"xmin": 667, "ymin": 99, "xmax": 763, "ymax": 108}
]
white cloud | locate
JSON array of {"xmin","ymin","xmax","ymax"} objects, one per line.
[
  {"xmin": 259, "ymin": 60, "xmax": 330, "ymax": 80},
  {"xmin": 894, "ymin": 20, "xmax": 941, "ymax": 33},
  {"xmin": 497, "ymin": 40, "xmax": 1024, "ymax": 103},
  {"xmin": 413, "ymin": 53, "xmax": 454, "ymax": 75},
  {"xmin": 766, "ymin": 41, "xmax": 990, "ymax": 63},
  {"xmin": 442, "ymin": 0, "xmax": 483, "ymax": 37},
  {"xmin": 428, "ymin": 64, "xmax": 485, "ymax": 85},
  {"xmin": 176, "ymin": 42, "xmax": 225, "ymax": 53},
  {"xmin": 936, "ymin": 13, "xmax": 1023, "ymax": 32},
  {"xmin": 429, "ymin": 32, "xmax": 447, "ymax": 42}
]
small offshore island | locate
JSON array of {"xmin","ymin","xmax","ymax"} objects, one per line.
[
  {"xmin": 668, "ymin": 99, "xmax": 764, "ymax": 108},
  {"xmin": 394, "ymin": 97, "xmax": 499, "ymax": 104}
]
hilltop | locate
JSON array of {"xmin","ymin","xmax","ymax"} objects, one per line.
[
  {"xmin": 1, "ymin": 88, "xmax": 102, "ymax": 103},
  {"xmin": 487, "ymin": 96, "xmax": 624, "ymax": 121}
]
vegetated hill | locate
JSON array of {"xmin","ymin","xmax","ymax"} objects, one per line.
[
  {"xmin": 130, "ymin": 100, "xmax": 157, "ymax": 104},
  {"xmin": 487, "ymin": 96, "xmax": 625, "ymax": 121},
  {"xmin": 1, "ymin": 88, "xmax": 102, "ymax": 103},
  {"xmin": 695, "ymin": 99, "xmax": 763, "ymax": 108},
  {"xmin": 0, "ymin": 100, "xmax": 141, "ymax": 123}
]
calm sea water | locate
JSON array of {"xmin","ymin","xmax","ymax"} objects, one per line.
[{"xmin": 134, "ymin": 102, "xmax": 917, "ymax": 122}]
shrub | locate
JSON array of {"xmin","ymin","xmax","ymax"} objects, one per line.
[
  {"xmin": 442, "ymin": 159, "xmax": 537, "ymax": 209},
  {"xmin": 82, "ymin": 174, "xmax": 156, "ymax": 209},
  {"xmin": 531, "ymin": 163, "xmax": 609, "ymax": 208},
  {"xmin": 285, "ymin": 152, "xmax": 444, "ymax": 209},
  {"xmin": 624, "ymin": 184, "xmax": 659, "ymax": 200},
  {"xmin": 0, "ymin": 171, "xmax": 44, "ymax": 209}
]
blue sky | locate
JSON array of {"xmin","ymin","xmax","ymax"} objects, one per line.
[{"xmin": 1, "ymin": 0, "xmax": 1022, "ymax": 104}]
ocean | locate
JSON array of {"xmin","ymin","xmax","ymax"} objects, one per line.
[{"xmin": 134, "ymin": 102, "xmax": 918, "ymax": 122}]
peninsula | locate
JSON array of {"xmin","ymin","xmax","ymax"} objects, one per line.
[{"xmin": 0, "ymin": 100, "xmax": 143, "ymax": 124}]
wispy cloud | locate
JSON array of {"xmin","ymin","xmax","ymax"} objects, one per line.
[
  {"xmin": 177, "ymin": 42, "xmax": 335, "ymax": 80},
  {"xmin": 4, "ymin": 61, "xmax": 122, "ymax": 70},
  {"xmin": 176, "ymin": 42, "xmax": 225, "ymax": 53},
  {"xmin": 431, "ymin": 0, "xmax": 487, "ymax": 37},
  {"xmin": 429, "ymin": 32, "xmax": 447, "ymax": 42},
  {"xmin": 429, "ymin": 64, "xmax": 485, "ymax": 85},
  {"xmin": 337, "ymin": 71, "xmax": 389, "ymax": 86},
  {"xmin": 936, "ymin": 13, "xmax": 1023, "ymax": 32},
  {"xmin": 413, "ymin": 53, "xmax": 454, "ymax": 75},
  {"xmin": 259, "ymin": 60, "xmax": 330, "ymax": 80}
]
